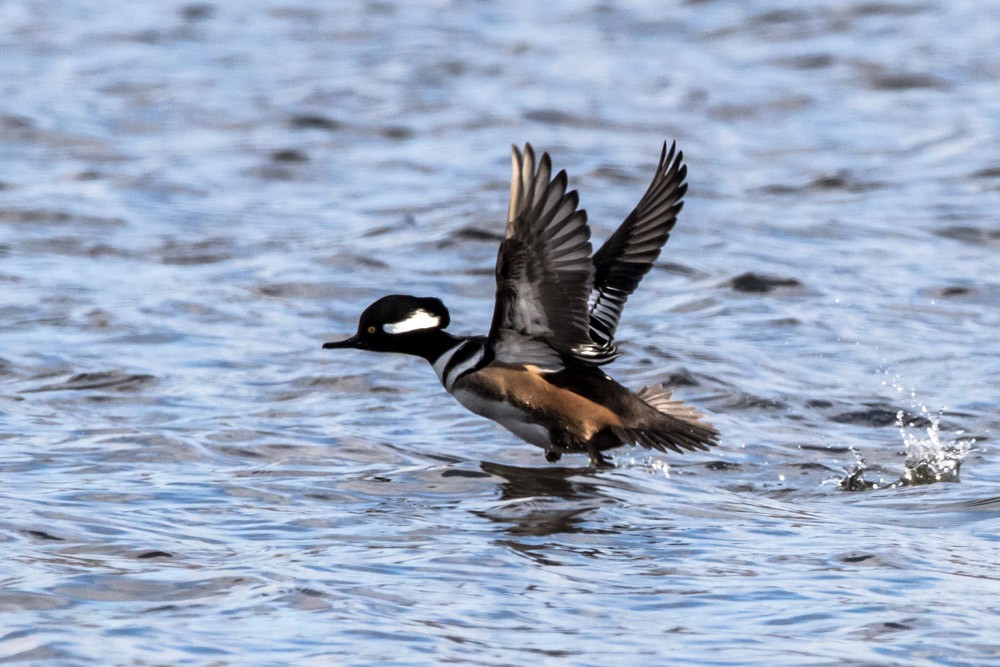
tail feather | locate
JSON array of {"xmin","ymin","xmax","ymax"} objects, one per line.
[{"xmin": 625, "ymin": 384, "xmax": 719, "ymax": 454}]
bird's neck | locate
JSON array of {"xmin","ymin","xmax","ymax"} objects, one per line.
[{"xmin": 409, "ymin": 330, "xmax": 466, "ymax": 363}]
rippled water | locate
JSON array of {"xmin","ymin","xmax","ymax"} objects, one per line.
[{"xmin": 2, "ymin": 1, "xmax": 999, "ymax": 664}]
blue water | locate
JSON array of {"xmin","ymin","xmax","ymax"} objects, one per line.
[{"xmin": 2, "ymin": 1, "xmax": 999, "ymax": 664}]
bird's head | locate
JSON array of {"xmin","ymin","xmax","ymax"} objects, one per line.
[{"xmin": 323, "ymin": 295, "xmax": 451, "ymax": 354}]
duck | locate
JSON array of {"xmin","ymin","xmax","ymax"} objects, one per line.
[{"xmin": 324, "ymin": 142, "xmax": 719, "ymax": 465}]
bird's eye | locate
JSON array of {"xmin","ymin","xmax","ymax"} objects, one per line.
[{"xmin": 367, "ymin": 325, "xmax": 377, "ymax": 334}]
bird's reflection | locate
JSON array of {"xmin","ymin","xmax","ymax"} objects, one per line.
[
  {"xmin": 476, "ymin": 461, "xmax": 608, "ymax": 539},
  {"xmin": 479, "ymin": 460, "xmax": 594, "ymax": 501}
]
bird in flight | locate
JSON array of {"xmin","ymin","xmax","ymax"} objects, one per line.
[{"xmin": 324, "ymin": 142, "xmax": 719, "ymax": 465}]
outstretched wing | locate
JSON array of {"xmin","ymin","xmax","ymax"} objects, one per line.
[
  {"xmin": 488, "ymin": 144, "xmax": 609, "ymax": 368},
  {"xmin": 588, "ymin": 141, "xmax": 688, "ymax": 355}
]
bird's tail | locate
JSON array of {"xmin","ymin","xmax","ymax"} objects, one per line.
[{"xmin": 620, "ymin": 384, "xmax": 719, "ymax": 454}]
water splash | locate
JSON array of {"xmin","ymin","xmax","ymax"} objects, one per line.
[
  {"xmin": 838, "ymin": 373, "xmax": 974, "ymax": 491},
  {"xmin": 617, "ymin": 454, "xmax": 671, "ymax": 477},
  {"xmin": 888, "ymin": 373, "xmax": 972, "ymax": 486},
  {"xmin": 838, "ymin": 447, "xmax": 882, "ymax": 491},
  {"xmin": 646, "ymin": 457, "xmax": 672, "ymax": 478}
]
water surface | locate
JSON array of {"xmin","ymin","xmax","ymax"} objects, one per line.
[{"xmin": 2, "ymin": 1, "xmax": 999, "ymax": 664}]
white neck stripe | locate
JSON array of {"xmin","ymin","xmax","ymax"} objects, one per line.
[
  {"xmin": 432, "ymin": 343, "xmax": 463, "ymax": 386},
  {"xmin": 443, "ymin": 346, "xmax": 485, "ymax": 392},
  {"xmin": 431, "ymin": 341, "xmax": 485, "ymax": 392}
]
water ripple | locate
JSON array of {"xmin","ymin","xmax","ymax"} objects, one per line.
[{"xmin": 1, "ymin": 0, "xmax": 998, "ymax": 664}]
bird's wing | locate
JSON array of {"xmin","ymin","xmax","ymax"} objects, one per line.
[
  {"xmin": 488, "ymin": 144, "xmax": 610, "ymax": 369},
  {"xmin": 588, "ymin": 141, "xmax": 687, "ymax": 355}
]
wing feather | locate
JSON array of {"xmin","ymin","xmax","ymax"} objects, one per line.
[
  {"xmin": 490, "ymin": 144, "xmax": 609, "ymax": 367},
  {"xmin": 588, "ymin": 142, "xmax": 688, "ymax": 355}
]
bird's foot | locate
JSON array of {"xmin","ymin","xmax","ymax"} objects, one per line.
[{"xmin": 587, "ymin": 449, "xmax": 613, "ymax": 468}]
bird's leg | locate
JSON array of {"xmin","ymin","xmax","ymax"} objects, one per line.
[{"xmin": 587, "ymin": 446, "xmax": 613, "ymax": 468}]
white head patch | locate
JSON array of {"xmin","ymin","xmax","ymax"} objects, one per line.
[{"xmin": 384, "ymin": 309, "xmax": 441, "ymax": 334}]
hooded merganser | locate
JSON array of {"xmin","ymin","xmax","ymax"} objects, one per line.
[{"xmin": 324, "ymin": 142, "xmax": 719, "ymax": 465}]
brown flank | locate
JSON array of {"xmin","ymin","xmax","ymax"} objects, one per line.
[{"xmin": 470, "ymin": 364, "xmax": 623, "ymax": 441}]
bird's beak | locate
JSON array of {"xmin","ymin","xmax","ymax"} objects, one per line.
[{"xmin": 322, "ymin": 335, "xmax": 361, "ymax": 349}]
